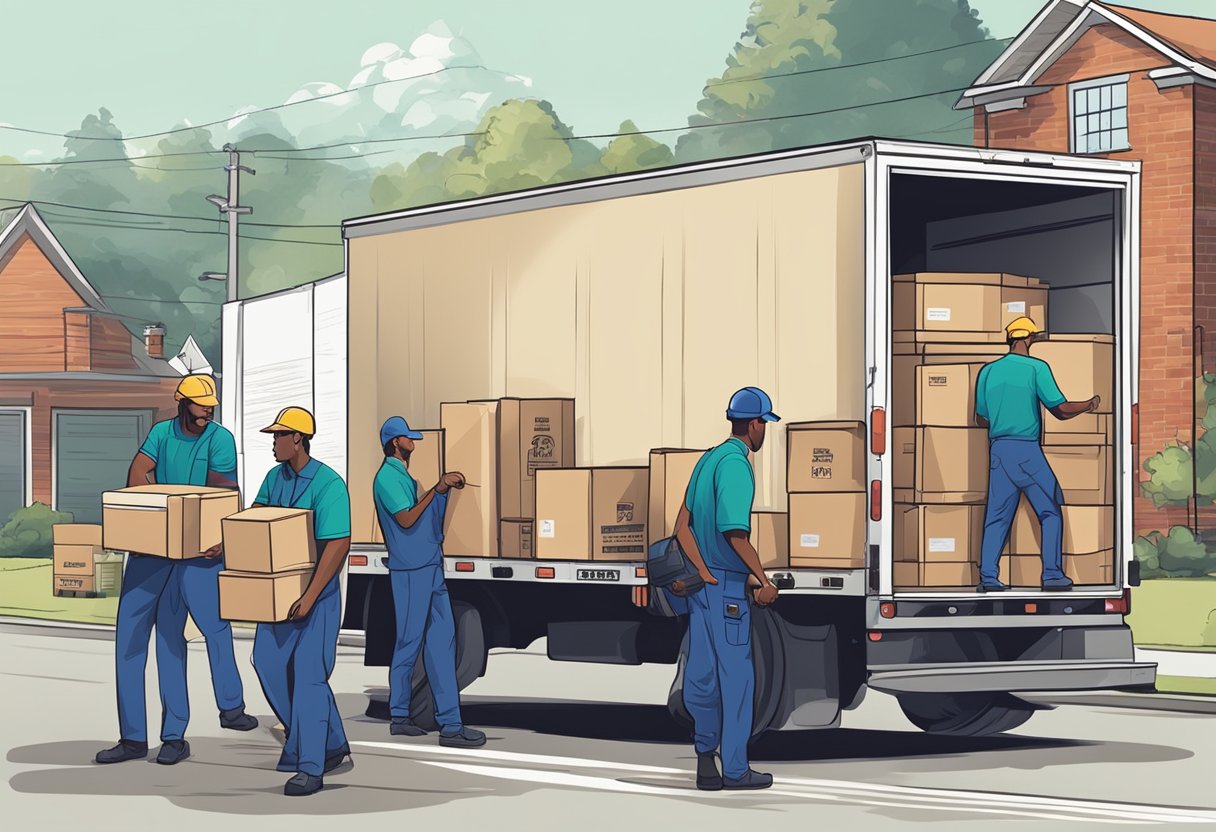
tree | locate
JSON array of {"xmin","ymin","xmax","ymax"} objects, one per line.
[{"xmin": 600, "ymin": 122, "xmax": 674, "ymax": 174}]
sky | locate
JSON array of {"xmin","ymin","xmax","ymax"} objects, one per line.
[{"xmin": 3, "ymin": 0, "xmax": 1216, "ymax": 155}]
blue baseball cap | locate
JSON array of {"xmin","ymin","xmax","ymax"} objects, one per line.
[
  {"xmin": 726, "ymin": 387, "xmax": 780, "ymax": 422},
  {"xmin": 380, "ymin": 416, "xmax": 424, "ymax": 445}
]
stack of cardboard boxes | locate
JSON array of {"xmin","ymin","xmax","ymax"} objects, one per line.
[
  {"xmin": 51, "ymin": 524, "xmax": 122, "ymax": 598},
  {"xmin": 218, "ymin": 508, "xmax": 318, "ymax": 622},
  {"xmin": 786, "ymin": 422, "xmax": 868, "ymax": 569}
]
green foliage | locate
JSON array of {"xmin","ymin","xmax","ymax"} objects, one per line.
[
  {"xmin": 1141, "ymin": 442, "xmax": 1196, "ymax": 508},
  {"xmin": 601, "ymin": 122, "xmax": 676, "ymax": 174},
  {"xmin": 1140, "ymin": 373, "xmax": 1216, "ymax": 507},
  {"xmin": 1134, "ymin": 527, "xmax": 1214, "ymax": 578},
  {"xmin": 0, "ymin": 503, "xmax": 74, "ymax": 558}
]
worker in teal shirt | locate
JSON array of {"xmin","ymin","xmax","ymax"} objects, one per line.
[
  {"xmin": 96, "ymin": 374, "xmax": 256, "ymax": 768},
  {"xmin": 976, "ymin": 317, "xmax": 1101, "ymax": 591},
  {"xmin": 373, "ymin": 416, "xmax": 486, "ymax": 748},
  {"xmin": 250, "ymin": 406, "xmax": 353, "ymax": 797},
  {"xmin": 674, "ymin": 387, "xmax": 780, "ymax": 792}
]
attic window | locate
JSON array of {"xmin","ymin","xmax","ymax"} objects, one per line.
[{"xmin": 1070, "ymin": 75, "xmax": 1130, "ymax": 154}]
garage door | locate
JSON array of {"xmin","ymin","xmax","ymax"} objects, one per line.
[
  {"xmin": 55, "ymin": 410, "xmax": 153, "ymax": 524},
  {"xmin": 0, "ymin": 411, "xmax": 27, "ymax": 525}
]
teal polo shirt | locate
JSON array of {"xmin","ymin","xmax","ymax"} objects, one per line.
[
  {"xmin": 373, "ymin": 457, "xmax": 447, "ymax": 570},
  {"xmin": 138, "ymin": 419, "xmax": 237, "ymax": 487},
  {"xmin": 684, "ymin": 438, "xmax": 755, "ymax": 576},
  {"xmin": 255, "ymin": 458, "xmax": 351, "ymax": 596},
  {"xmin": 976, "ymin": 354, "xmax": 1067, "ymax": 440}
]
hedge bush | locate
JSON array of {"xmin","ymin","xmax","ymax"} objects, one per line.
[
  {"xmin": 1134, "ymin": 526, "xmax": 1216, "ymax": 578},
  {"xmin": 0, "ymin": 503, "xmax": 75, "ymax": 558}
]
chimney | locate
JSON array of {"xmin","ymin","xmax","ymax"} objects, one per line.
[{"xmin": 143, "ymin": 323, "xmax": 166, "ymax": 360}]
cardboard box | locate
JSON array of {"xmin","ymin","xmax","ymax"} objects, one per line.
[
  {"xmin": 893, "ymin": 355, "xmax": 1001, "ymax": 429},
  {"xmin": 894, "ymin": 562, "xmax": 979, "ymax": 588},
  {"xmin": 1042, "ymin": 432, "xmax": 1109, "ymax": 446},
  {"xmin": 500, "ymin": 519, "xmax": 534, "ymax": 558},
  {"xmin": 222, "ymin": 507, "xmax": 317, "ymax": 573},
  {"xmin": 648, "ymin": 449, "xmax": 705, "ymax": 544},
  {"xmin": 54, "ymin": 574, "xmax": 96, "ymax": 594},
  {"xmin": 914, "ymin": 427, "xmax": 989, "ymax": 500},
  {"xmin": 101, "ymin": 485, "xmax": 240, "ymax": 558},
  {"xmin": 370, "ymin": 429, "xmax": 444, "ymax": 545},
  {"xmin": 1000, "ymin": 555, "xmax": 1043, "ymax": 587},
  {"xmin": 894, "ymin": 340, "xmax": 1011, "ymax": 357},
  {"xmin": 219, "ymin": 569, "xmax": 313, "ymax": 623},
  {"xmin": 52, "ymin": 524, "xmax": 102, "ymax": 546},
  {"xmin": 999, "ymin": 551, "xmax": 1116, "ymax": 586},
  {"xmin": 1042, "ymin": 411, "xmax": 1112, "ymax": 438},
  {"xmin": 1010, "ymin": 504, "xmax": 1114, "ymax": 555},
  {"xmin": 916, "ymin": 364, "xmax": 985, "ymax": 427},
  {"xmin": 752, "ymin": 511, "xmax": 789, "ymax": 569},
  {"xmin": 893, "ymin": 273, "xmax": 1047, "ymax": 335},
  {"xmin": 788, "ymin": 492, "xmax": 866, "ymax": 567},
  {"xmin": 787, "ymin": 421, "xmax": 866, "ymax": 493},
  {"xmin": 491, "ymin": 398, "xmax": 576, "ymax": 518},
  {"xmin": 894, "ymin": 504, "xmax": 984, "ymax": 563},
  {"xmin": 1043, "ymin": 445, "xmax": 1112, "ymax": 505},
  {"xmin": 893, "ymin": 427, "xmax": 916, "ymax": 491},
  {"xmin": 535, "ymin": 468, "xmax": 648, "ymax": 561},
  {"xmin": 54, "ymin": 544, "xmax": 98, "ymax": 576},
  {"xmin": 441, "ymin": 402, "xmax": 500, "ymax": 556},
  {"xmin": 1029, "ymin": 334, "xmax": 1113, "ymax": 413}
]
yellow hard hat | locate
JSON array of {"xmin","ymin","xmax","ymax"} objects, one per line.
[
  {"xmin": 174, "ymin": 374, "xmax": 219, "ymax": 407},
  {"xmin": 261, "ymin": 406, "xmax": 316, "ymax": 436},
  {"xmin": 1005, "ymin": 316, "xmax": 1042, "ymax": 340}
]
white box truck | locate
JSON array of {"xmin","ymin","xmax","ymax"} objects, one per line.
[{"xmin": 223, "ymin": 139, "xmax": 1154, "ymax": 738}]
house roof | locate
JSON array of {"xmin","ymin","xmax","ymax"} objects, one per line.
[{"xmin": 1104, "ymin": 3, "xmax": 1216, "ymax": 69}]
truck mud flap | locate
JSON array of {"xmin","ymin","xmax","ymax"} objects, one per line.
[
  {"xmin": 770, "ymin": 618, "xmax": 841, "ymax": 731},
  {"xmin": 548, "ymin": 621, "xmax": 643, "ymax": 665}
]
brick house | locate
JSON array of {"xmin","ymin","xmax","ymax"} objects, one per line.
[
  {"xmin": 957, "ymin": 0, "xmax": 1216, "ymax": 532},
  {"xmin": 0, "ymin": 203, "xmax": 180, "ymax": 525}
]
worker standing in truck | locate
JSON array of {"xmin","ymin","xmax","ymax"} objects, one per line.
[
  {"xmin": 96, "ymin": 374, "xmax": 257, "ymax": 768},
  {"xmin": 673, "ymin": 386, "xmax": 780, "ymax": 792},
  {"xmin": 250, "ymin": 406, "xmax": 353, "ymax": 797},
  {"xmin": 373, "ymin": 416, "xmax": 487, "ymax": 748},
  {"xmin": 976, "ymin": 317, "xmax": 1102, "ymax": 592}
]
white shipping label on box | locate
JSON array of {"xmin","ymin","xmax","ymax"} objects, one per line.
[
  {"xmin": 929, "ymin": 537, "xmax": 956, "ymax": 553},
  {"xmin": 539, "ymin": 520, "xmax": 556, "ymax": 539},
  {"xmin": 926, "ymin": 308, "xmax": 952, "ymax": 322},
  {"xmin": 800, "ymin": 534, "xmax": 821, "ymax": 549},
  {"xmin": 1006, "ymin": 301, "xmax": 1026, "ymax": 314}
]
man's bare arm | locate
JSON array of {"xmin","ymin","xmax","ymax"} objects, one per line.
[
  {"xmin": 675, "ymin": 503, "xmax": 717, "ymax": 585},
  {"xmin": 127, "ymin": 452, "xmax": 156, "ymax": 487}
]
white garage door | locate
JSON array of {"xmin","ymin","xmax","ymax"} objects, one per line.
[{"xmin": 0, "ymin": 410, "xmax": 28, "ymax": 525}]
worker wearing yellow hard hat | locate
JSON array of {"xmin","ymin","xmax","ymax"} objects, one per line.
[
  {"xmin": 98, "ymin": 373, "xmax": 257, "ymax": 768},
  {"xmin": 973, "ymin": 318, "xmax": 1101, "ymax": 592},
  {"xmin": 250, "ymin": 406, "xmax": 353, "ymax": 796}
]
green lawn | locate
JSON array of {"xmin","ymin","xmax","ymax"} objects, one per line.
[
  {"xmin": 1155, "ymin": 675, "xmax": 1216, "ymax": 696},
  {"xmin": 1128, "ymin": 578, "xmax": 1216, "ymax": 649},
  {"xmin": 0, "ymin": 558, "xmax": 117, "ymax": 625}
]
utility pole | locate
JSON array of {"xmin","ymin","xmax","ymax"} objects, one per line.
[{"xmin": 199, "ymin": 143, "xmax": 254, "ymax": 301}]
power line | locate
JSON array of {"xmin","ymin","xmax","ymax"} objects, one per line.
[
  {"xmin": 42, "ymin": 216, "xmax": 342, "ymax": 247},
  {"xmin": 0, "ymin": 196, "xmax": 341, "ymax": 229}
]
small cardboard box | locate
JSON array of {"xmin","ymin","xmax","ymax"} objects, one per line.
[
  {"xmin": 53, "ymin": 524, "xmax": 102, "ymax": 546},
  {"xmin": 535, "ymin": 468, "xmax": 648, "ymax": 561},
  {"xmin": 893, "ymin": 273, "xmax": 1047, "ymax": 335},
  {"xmin": 787, "ymin": 421, "xmax": 867, "ymax": 493},
  {"xmin": 788, "ymin": 492, "xmax": 866, "ymax": 567},
  {"xmin": 102, "ymin": 485, "xmax": 240, "ymax": 558},
  {"xmin": 490, "ymin": 398, "xmax": 576, "ymax": 519},
  {"xmin": 1029, "ymin": 334, "xmax": 1114, "ymax": 413},
  {"xmin": 893, "ymin": 353, "xmax": 999, "ymax": 429},
  {"xmin": 441, "ymin": 402, "xmax": 500, "ymax": 556},
  {"xmin": 894, "ymin": 504, "xmax": 984, "ymax": 563},
  {"xmin": 917, "ymin": 364, "xmax": 985, "ymax": 427},
  {"xmin": 500, "ymin": 518, "xmax": 534, "ymax": 559},
  {"xmin": 222, "ymin": 507, "xmax": 317, "ymax": 573},
  {"xmin": 914, "ymin": 427, "xmax": 989, "ymax": 501},
  {"xmin": 1010, "ymin": 504, "xmax": 1114, "ymax": 555},
  {"xmin": 54, "ymin": 544, "xmax": 98, "ymax": 576},
  {"xmin": 54, "ymin": 573, "xmax": 96, "ymax": 594},
  {"xmin": 752, "ymin": 511, "xmax": 789, "ymax": 569},
  {"xmin": 895, "ymin": 562, "xmax": 979, "ymax": 588},
  {"xmin": 648, "ymin": 449, "xmax": 705, "ymax": 544},
  {"xmin": 370, "ymin": 429, "xmax": 444, "ymax": 545},
  {"xmin": 219, "ymin": 569, "xmax": 313, "ymax": 622},
  {"xmin": 1043, "ymin": 444, "xmax": 1112, "ymax": 505}
]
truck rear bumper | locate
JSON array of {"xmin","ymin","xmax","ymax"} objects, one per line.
[{"xmin": 866, "ymin": 660, "xmax": 1157, "ymax": 695}]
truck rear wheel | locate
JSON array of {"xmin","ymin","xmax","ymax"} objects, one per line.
[{"xmin": 897, "ymin": 692, "xmax": 1036, "ymax": 737}]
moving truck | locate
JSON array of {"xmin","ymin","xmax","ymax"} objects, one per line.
[{"xmin": 222, "ymin": 139, "xmax": 1154, "ymax": 738}]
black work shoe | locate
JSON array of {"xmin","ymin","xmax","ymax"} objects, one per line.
[
  {"xmin": 723, "ymin": 769, "xmax": 774, "ymax": 790},
  {"xmin": 696, "ymin": 751, "xmax": 723, "ymax": 791},
  {"xmin": 1042, "ymin": 577, "xmax": 1074, "ymax": 591},
  {"xmin": 95, "ymin": 740, "xmax": 148, "ymax": 764},
  {"xmin": 284, "ymin": 772, "xmax": 324, "ymax": 797},
  {"xmin": 220, "ymin": 706, "xmax": 259, "ymax": 731},
  {"xmin": 977, "ymin": 581, "xmax": 1009, "ymax": 593},
  {"xmin": 390, "ymin": 718, "xmax": 428, "ymax": 737},
  {"xmin": 156, "ymin": 740, "xmax": 191, "ymax": 766},
  {"xmin": 324, "ymin": 751, "xmax": 354, "ymax": 775},
  {"xmin": 438, "ymin": 726, "xmax": 487, "ymax": 749}
]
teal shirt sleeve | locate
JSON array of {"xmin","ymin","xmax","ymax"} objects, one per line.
[
  {"xmin": 975, "ymin": 364, "xmax": 990, "ymax": 420},
  {"xmin": 714, "ymin": 456, "xmax": 754, "ymax": 533},
  {"xmin": 138, "ymin": 421, "xmax": 168, "ymax": 462},
  {"xmin": 1034, "ymin": 360, "xmax": 1067, "ymax": 409},
  {"xmin": 373, "ymin": 465, "xmax": 416, "ymax": 515},
  {"xmin": 208, "ymin": 426, "xmax": 238, "ymax": 475},
  {"xmin": 255, "ymin": 470, "xmax": 274, "ymax": 505},
  {"xmin": 312, "ymin": 472, "xmax": 352, "ymax": 540}
]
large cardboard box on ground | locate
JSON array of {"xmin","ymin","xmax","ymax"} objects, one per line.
[
  {"xmin": 1029, "ymin": 334, "xmax": 1114, "ymax": 413},
  {"xmin": 1043, "ymin": 445, "xmax": 1112, "ymax": 505},
  {"xmin": 219, "ymin": 569, "xmax": 313, "ymax": 622},
  {"xmin": 752, "ymin": 511, "xmax": 789, "ymax": 569},
  {"xmin": 894, "ymin": 505, "xmax": 984, "ymax": 563},
  {"xmin": 369, "ymin": 429, "xmax": 444, "ymax": 545},
  {"xmin": 102, "ymin": 485, "xmax": 240, "ymax": 558},
  {"xmin": 1009, "ymin": 504, "xmax": 1114, "ymax": 556},
  {"xmin": 441, "ymin": 403, "xmax": 500, "ymax": 557},
  {"xmin": 500, "ymin": 519, "xmax": 534, "ymax": 558},
  {"xmin": 53, "ymin": 524, "xmax": 102, "ymax": 546},
  {"xmin": 894, "ymin": 562, "xmax": 979, "ymax": 588},
  {"xmin": 535, "ymin": 468, "xmax": 648, "ymax": 561},
  {"xmin": 54, "ymin": 544, "xmax": 99, "ymax": 576},
  {"xmin": 917, "ymin": 364, "xmax": 985, "ymax": 427},
  {"xmin": 222, "ymin": 507, "xmax": 317, "ymax": 573},
  {"xmin": 489, "ymin": 398, "xmax": 576, "ymax": 519},
  {"xmin": 787, "ymin": 421, "xmax": 866, "ymax": 493},
  {"xmin": 648, "ymin": 449, "xmax": 705, "ymax": 544},
  {"xmin": 892, "ymin": 273, "xmax": 1047, "ymax": 335},
  {"xmin": 898, "ymin": 427, "xmax": 989, "ymax": 503},
  {"xmin": 788, "ymin": 492, "xmax": 866, "ymax": 567}
]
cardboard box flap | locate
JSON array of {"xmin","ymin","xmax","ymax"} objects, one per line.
[
  {"xmin": 226, "ymin": 506, "xmax": 310, "ymax": 523},
  {"xmin": 788, "ymin": 420, "xmax": 866, "ymax": 432},
  {"xmin": 103, "ymin": 485, "xmax": 236, "ymax": 509},
  {"xmin": 53, "ymin": 524, "xmax": 102, "ymax": 545}
]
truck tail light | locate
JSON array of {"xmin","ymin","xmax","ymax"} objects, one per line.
[
  {"xmin": 631, "ymin": 586, "xmax": 650, "ymax": 608},
  {"xmin": 535, "ymin": 567, "xmax": 556, "ymax": 579},
  {"xmin": 454, "ymin": 561, "xmax": 475, "ymax": 573},
  {"xmin": 871, "ymin": 407, "xmax": 886, "ymax": 455},
  {"xmin": 867, "ymin": 631, "xmax": 883, "ymax": 642},
  {"xmin": 635, "ymin": 566, "xmax": 647, "ymax": 579},
  {"xmin": 1105, "ymin": 589, "xmax": 1132, "ymax": 614},
  {"xmin": 880, "ymin": 602, "xmax": 896, "ymax": 619},
  {"xmin": 870, "ymin": 480, "xmax": 882, "ymax": 521},
  {"xmin": 348, "ymin": 555, "xmax": 368, "ymax": 567}
]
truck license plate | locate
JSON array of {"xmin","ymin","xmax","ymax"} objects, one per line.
[{"xmin": 577, "ymin": 569, "xmax": 621, "ymax": 582}]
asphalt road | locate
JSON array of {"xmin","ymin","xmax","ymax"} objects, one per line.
[{"xmin": 2, "ymin": 623, "xmax": 1215, "ymax": 831}]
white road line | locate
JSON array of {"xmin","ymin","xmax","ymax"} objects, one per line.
[{"xmin": 351, "ymin": 740, "xmax": 687, "ymax": 774}]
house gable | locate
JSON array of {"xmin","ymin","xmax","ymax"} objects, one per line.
[{"xmin": 0, "ymin": 234, "xmax": 91, "ymax": 372}]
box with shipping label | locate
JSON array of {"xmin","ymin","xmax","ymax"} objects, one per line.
[
  {"xmin": 894, "ymin": 504, "xmax": 984, "ymax": 563},
  {"xmin": 1029, "ymin": 334, "xmax": 1113, "ymax": 413},
  {"xmin": 1010, "ymin": 504, "xmax": 1114, "ymax": 556},
  {"xmin": 1043, "ymin": 444, "xmax": 1112, "ymax": 505},
  {"xmin": 648, "ymin": 449, "xmax": 705, "ymax": 544},
  {"xmin": 892, "ymin": 273, "xmax": 1047, "ymax": 335},
  {"xmin": 894, "ymin": 562, "xmax": 979, "ymax": 588},
  {"xmin": 370, "ymin": 429, "xmax": 444, "ymax": 545},
  {"xmin": 535, "ymin": 468, "xmax": 648, "ymax": 561},
  {"xmin": 500, "ymin": 518, "xmax": 534, "ymax": 559},
  {"xmin": 913, "ymin": 427, "xmax": 989, "ymax": 502},
  {"xmin": 441, "ymin": 402, "xmax": 500, "ymax": 556},
  {"xmin": 788, "ymin": 492, "xmax": 866, "ymax": 567},
  {"xmin": 54, "ymin": 544, "xmax": 99, "ymax": 577},
  {"xmin": 102, "ymin": 485, "xmax": 240, "ymax": 558},
  {"xmin": 219, "ymin": 569, "xmax": 313, "ymax": 622},
  {"xmin": 916, "ymin": 364, "xmax": 985, "ymax": 427},
  {"xmin": 52, "ymin": 524, "xmax": 102, "ymax": 547},
  {"xmin": 489, "ymin": 398, "xmax": 576, "ymax": 519},
  {"xmin": 751, "ymin": 511, "xmax": 789, "ymax": 570},
  {"xmin": 54, "ymin": 573, "xmax": 96, "ymax": 594},
  {"xmin": 221, "ymin": 507, "xmax": 317, "ymax": 573},
  {"xmin": 893, "ymin": 428, "xmax": 916, "ymax": 491},
  {"xmin": 787, "ymin": 421, "xmax": 867, "ymax": 493}
]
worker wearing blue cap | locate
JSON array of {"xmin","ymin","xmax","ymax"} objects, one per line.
[
  {"xmin": 674, "ymin": 386, "xmax": 780, "ymax": 791},
  {"xmin": 373, "ymin": 416, "xmax": 486, "ymax": 749}
]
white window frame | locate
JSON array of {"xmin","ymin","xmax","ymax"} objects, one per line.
[
  {"xmin": 1070, "ymin": 74, "xmax": 1131, "ymax": 155},
  {"xmin": 0, "ymin": 406, "xmax": 32, "ymax": 515}
]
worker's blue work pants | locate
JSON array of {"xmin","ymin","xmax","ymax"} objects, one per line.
[
  {"xmin": 979, "ymin": 438, "xmax": 1066, "ymax": 584},
  {"xmin": 388, "ymin": 564, "xmax": 463, "ymax": 730},
  {"xmin": 683, "ymin": 569, "xmax": 754, "ymax": 780}
]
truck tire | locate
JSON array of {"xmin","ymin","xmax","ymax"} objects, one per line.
[
  {"xmin": 408, "ymin": 600, "xmax": 488, "ymax": 731},
  {"xmin": 897, "ymin": 692, "xmax": 1036, "ymax": 737},
  {"xmin": 666, "ymin": 606, "xmax": 786, "ymax": 738}
]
